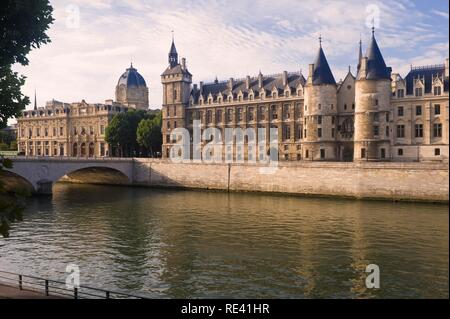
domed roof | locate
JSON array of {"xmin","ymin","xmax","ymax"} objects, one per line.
[{"xmin": 117, "ymin": 63, "xmax": 147, "ymax": 87}]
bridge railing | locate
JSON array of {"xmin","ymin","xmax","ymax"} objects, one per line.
[
  {"xmin": 0, "ymin": 270, "xmax": 150, "ymax": 299},
  {"xmin": 5, "ymin": 155, "xmax": 134, "ymax": 162}
]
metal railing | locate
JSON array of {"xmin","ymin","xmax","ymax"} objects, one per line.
[{"xmin": 0, "ymin": 270, "xmax": 149, "ymax": 299}]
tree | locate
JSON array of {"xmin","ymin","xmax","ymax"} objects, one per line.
[
  {"xmin": 105, "ymin": 110, "xmax": 151, "ymax": 157},
  {"xmin": 0, "ymin": 0, "xmax": 54, "ymax": 128},
  {"xmin": 137, "ymin": 113, "xmax": 162, "ymax": 157},
  {"xmin": 0, "ymin": 0, "xmax": 53, "ymax": 236},
  {"xmin": 105, "ymin": 113, "xmax": 133, "ymax": 157}
]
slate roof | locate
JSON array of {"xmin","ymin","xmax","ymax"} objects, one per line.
[
  {"xmin": 360, "ymin": 32, "xmax": 392, "ymax": 80},
  {"xmin": 404, "ymin": 65, "xmax": 449, "ymax": 95},
  {"xmin": 117, "ymin": 64, "xmax": 147, "ymax": 87},
  {"xmin": 190, "ymin": 72, "xmax": 306, "ymax": 104},
  {"xmin": 312, "ymin": 46, "xmax": 336, "ymax": 85}
]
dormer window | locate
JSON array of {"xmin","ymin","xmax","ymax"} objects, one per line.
[
  {"xmin": 434, "ymin": 86, "xmax": 442, "ymax": 96},
  {"xmin": 228, "ymin": 96, "xmax": 232, "ymax": 102},
  {"xmin": 285, "ymin": 91, "xmax": 290, "ymax": 98},
  {"xmin": 415, "ymin": 88, "xmax": 423, "ymax": 97},
  {"xmin": 249, "ymin": 94, "xmax": 254, "ymax": 101},
  {"xmin": 397, "ymin": 89, "xmax": 404, "ymax": 98}
]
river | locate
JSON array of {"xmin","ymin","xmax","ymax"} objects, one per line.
[{"xmin": 0, "ymin": 183, "xmax": 448, "ymax": 298}]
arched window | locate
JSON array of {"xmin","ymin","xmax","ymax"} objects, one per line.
[
  {"xmin": 89, "ymin": 143, "xmax": 95, "ymax": 157},
  {"xmin": 80, "ymin": 143, "xmax": 86, "ymax": 157}
]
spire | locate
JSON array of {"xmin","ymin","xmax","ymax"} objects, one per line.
[
  {"xmin": 34, "ymin": 90, "xmax": 37, "ymax": 110},
  {"xmin": 357, "ymin": 37, "xmax": 363, "ymax": 72},
  {"xmin": 168, "ymin": 32, "xmax": 178, "ymax": 68},
  {"xmin": 363, "ymin": 28, "xmax": 391, "ymax": 80},
  {"xmin": 311, "ymin": 38, "xmax": 336, "ymax": 85}
]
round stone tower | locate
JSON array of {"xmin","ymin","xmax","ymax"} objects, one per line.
[
  {"xmin": 115, "ymin": 63, "xmax": 149, "ymax": 110},
  {"xmin": 354, "ymin": 28, "xmax": 392, "ymax": 161},
  {"xmin": 303, "ymin": 39, "xmax": 338, "ymax": 161}
]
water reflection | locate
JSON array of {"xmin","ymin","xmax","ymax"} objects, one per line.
[{"xmin": 0, "ymin": 183, "xmax": 448, "ymax": 298}]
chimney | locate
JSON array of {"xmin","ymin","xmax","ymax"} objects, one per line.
[
  {"xmin": 258, "ymin": 72, "xmax": 263, "ymax": 88},
  {"xmin": 199, "ymin": 81, "xmax": 204, "ymax": 92},
  {"xmin": 282, "ymin": 71, "xmax": 288, "ymax": 87},
  {"xmin": 228, "ymin": 77, "xmax": 234, "ymax": 91},
  {"xmin": 193, "ymin": 84, "xmax": 198, "ymax": 91},
  {"xmin": 445, "ymin": 58, "xmax": 449, "ymax": 78},
  {"xmin": 181, "ymin": 57, "xmax": 186, "ymax": 70},
  {"xmin": 308, "ymin": 64, "xmax": 314, "ymax": 84},
  {"xmin": 245, "ymin": 76, "xmax": 251, "ymax": 90}
]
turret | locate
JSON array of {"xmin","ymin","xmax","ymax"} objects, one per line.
[
  {"xmin": 354, "ymin": 28, "xmax": 392, "ymax": 161},
  {"xmin": 303, "ymin": 37, "xmax": 338, "ymax": 160}
]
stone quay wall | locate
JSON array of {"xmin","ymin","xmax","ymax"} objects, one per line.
[{"xmin": 132, "ymin": 159, "xmax": 449, "ymax": 203}]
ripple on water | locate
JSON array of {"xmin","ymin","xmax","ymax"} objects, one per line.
[{"xmin": 0, "ymin": 184, "xmax": 448, "ymax": 299}]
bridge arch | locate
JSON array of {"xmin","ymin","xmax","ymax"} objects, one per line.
[{"xmin": 5, "ymin": 158, "xmax": 134, "ymax": 195}]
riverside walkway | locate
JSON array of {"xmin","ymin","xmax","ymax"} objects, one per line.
[{"xmin": 0, "ymin": 283, "xmax": 65, "ymax": 299}]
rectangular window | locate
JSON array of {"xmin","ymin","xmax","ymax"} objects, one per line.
[
  {"xmin": 283, "ymin": 105, "xmax": 290, "ymax": 119},
  {"xmin": 318, "ymin": 128, "xmax": 322, "ymax": 138},
  {"xmin": 331, "ymin": 128, "xmax": 335, "ymax": 138},
  {"xmin": 374, "ymin": 113, "xmax": 379, "ymax": 122},
  {"xmin": 435, "ymin": 148, "xmax": 441, "ymax": 156},
  {"xmin": 45, "ymin": 128, "xmax": 48, "ymax": 137},
  {"xmin": 166, "ymin": 135, "xmax": 171, "ymax": 143},
  {"xmin": 434, "ymin": 104, "xmax": 441, "ymax": 115},
  {"xmin": 381, "ymin": 148, "xmax": 386, "ymax": 159},
  {"xmin": 173, "ymin": 106, "xmax": 177, "ymax": 116},
  {"xmin": 217, "ymin": 110, "xmax": 222, "ymax": 123},
  {"xmin": 237, "ymin": 108, "xmax": 243, "ymax": 122},
  {"xmin": 248, "ymin": 107, "xmax": 254, "ymax": 121},
  {"xmin": 397, "ymin": 125, "xmax": 405, "ymax": 138},
  {"xmin": 416, "ymin": 105, "xmax": 422, "ymax": 116},
  {"xmin": 320, "ymin": 149, "xmax": 325, "ymax": 159},
  {"xmin": 60, "ymin": 127, "xmax": 64, "ymax": 136},
  {"xmin": 318, "ymin": 115, "xmax": 322, "ymax": 125},
  {"xmin": 386, "ymin": 126, "xmax": 390, "ymax": 137},
  {"xmin": 361, "ymin": 148, "xmax": 366, "ymax": 158},
  {"xmin": 283, "ymin": 125, "xmax": 291, "ymax": 140},
  {"xmin": 433, "ymin": 123, "xmax": 442, "ymax": 138},
  {"xmin": 271, "ymin": 105, "xmax": 278, "ymax": 120},
  {"xmin": 415, "ymin": 124, "xmax": 423, "ymax": 138},
  {"xmin": 100, "ymin": 125, "xmax": 105, "ymax": 135},
  {"xmin": 397, "ymin": 106, "xmax": 404, "ymax": 117},
  {"xmin": 386, "ymin": 112, "xmax": 390, "ymax": 122},
  {"xmin": 227, "ymin": 109, "xmax": 233, "ymax": 122},
  {"xmin": 415, "ymin": 88, "xmax": 423, "ymax": 97},
  {"xmin": 397, "ymin": 89, "xmax": 404, "ymax": 98},
  {"xmin": 373, "ymin": 125, "xmax": 379, "ymax": 136},
  {"xmin": 434, "ymin": 86, "xmax": 441, "ymax": 96},
  {"xmin": 398, "ymin": 148, "xmax": 403, "ymax": 156}
]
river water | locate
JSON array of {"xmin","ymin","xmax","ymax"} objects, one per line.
[{"xmin": 0, "ymin": 183, "xmax": 448, "ymax": 298}]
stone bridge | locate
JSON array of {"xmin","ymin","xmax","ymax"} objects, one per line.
[{"xmin": 3, "ymin": 157, "xmax": 134, "ymax": 194}]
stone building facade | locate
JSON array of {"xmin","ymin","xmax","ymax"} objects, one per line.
[
  {"xmin": 17, "ymin": 64, "xmax": 149, "ymax": 157},
  {"xmin": 161, "ymin": 30, "xmax": 449, "ymax": 162}
]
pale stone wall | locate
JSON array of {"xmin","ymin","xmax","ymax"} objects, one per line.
[{"xmin": 132, "ymin": 159, "xmax": 449, "ymax": 202}]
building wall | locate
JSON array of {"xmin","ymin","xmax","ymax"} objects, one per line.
[
  {"xmin": 17, "ymin": 100, "xmax": 128, "ymax": 157},
  {"xmin": 132, "ymin": 159, "xmax": 449, "ymax": 202}
]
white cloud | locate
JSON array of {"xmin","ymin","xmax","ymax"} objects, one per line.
[{"xmin": 10, "ymin": 0, "xmax": 449, "ymax": 113}]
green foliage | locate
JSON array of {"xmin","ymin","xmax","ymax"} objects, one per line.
[
  {"xmin": 0, "ymin": 143, "xmax": 8, "ymax": 151},
  {"xmin": 9, "ymin": 140, "xmax": 18, "ymax": 151},
  {"xmin": 137, "ymin": 112, "xmax": 162, "ymax": 157},
  {"xmin": 105, "ymin": 110, "xmax": 160, "ymax": 157},
  {"xmin": 0, "ymin": 0, "xmax": 54, "ymax": 128},
  {"xmin": 0, "ymin": 0, "xmax": 51, "ymax": 235}
]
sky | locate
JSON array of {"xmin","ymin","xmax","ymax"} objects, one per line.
[{"xmin": 12, "ymin": 0, "xmax": 450, "ymax": 113}]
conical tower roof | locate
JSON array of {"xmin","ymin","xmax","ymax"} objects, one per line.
[
  {"xmin": 364, "ymin": 29, "xmax": 391, "ymax": 80},
  {"xmin": 312, "ymin": 39, "xmax": 336, "ymax": 85}
]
